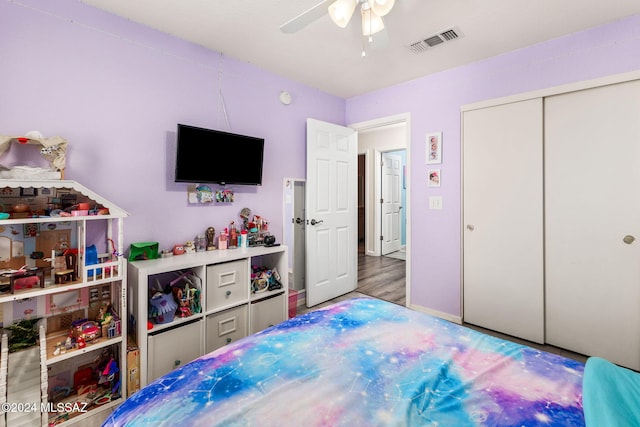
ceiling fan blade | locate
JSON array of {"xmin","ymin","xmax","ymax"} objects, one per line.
[
  {"xmin": 366, "ymin": 27, "xmax": 390, "ymax": 50},
  {"xmin": 280, "ymin": 0, "xmax": 333, "ymax": 33}
]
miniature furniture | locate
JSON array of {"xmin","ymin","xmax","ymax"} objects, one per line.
[
  {"xmin": 54, "ymin": 252, "xmax": 77, "ymax": 284},
  {"xmin": 3, "ymin": 266, "xmax": 51, "ymax": 293}
]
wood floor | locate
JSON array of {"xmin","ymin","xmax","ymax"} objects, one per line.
[{"xmin": 356, "ymin": 250, "xmax": 406, "ymax": 306}]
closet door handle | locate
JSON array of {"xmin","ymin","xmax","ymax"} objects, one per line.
[
  {"xmin": 623, "ymin": 235, "xmax": 635, "ymax": 244},
  {"xmin": 466, "ymin": 224, "xmax": 475, "ymax": 231}
]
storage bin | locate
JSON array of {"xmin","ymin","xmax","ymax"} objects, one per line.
[{"xmin": 288, "ymin": 289, "xmax": 298, "ymax": 318}]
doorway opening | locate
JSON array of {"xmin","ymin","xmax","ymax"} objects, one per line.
[
  {"xmin": 351, "ymin": 113, "xmax": 410, "ymax": 307},
  {"xmin": 285, "ymin": 114, "xmax": 411, "ymax": 310}
]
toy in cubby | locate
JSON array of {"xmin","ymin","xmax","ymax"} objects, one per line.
[
  {"xmin": 251, "ymin": 266, "xmax": 282, "ymax": 294},
  {"xmin": 147, "ymin": 270, "xmax": 202, "ymax": 325}
]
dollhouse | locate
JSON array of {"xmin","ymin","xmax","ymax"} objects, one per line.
[{"xmin": 0, "ymin": 179, "xmax": 128, "ymax": 427}]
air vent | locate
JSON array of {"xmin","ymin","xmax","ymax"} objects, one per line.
[
  {"xmin": 424, "ymin": 35, "xmax": 444, "ymax": 47},
  {"xmin": 407, "ymin": 26, "xmax": 464, "ymax": 54}
]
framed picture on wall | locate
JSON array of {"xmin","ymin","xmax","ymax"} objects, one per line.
[
  {"xmin": 19, "ymin": 187, "xmax": 37, "ymax": 197},
  {"xmin": 426, "ymin": 132, "xmax": 442, "ymax": 164},
  {"xmin": 428, "ymin": 169, "xmax": 441, "ymax": 187}
]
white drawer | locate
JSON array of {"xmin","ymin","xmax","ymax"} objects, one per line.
[
  {"xmin": 147, "ymin": 320, "xmax": 203, "ymax": 382},
  {"xmin": 206, "ymin": 305, "xmax": 248, "ymax": 353},
  {"xmin": 206, "ymin": 260, "xmax": 248, "ymax": 310},
  {"xmin": 250, "ymin": 293, "xmax": 286, "ymax": 334}
]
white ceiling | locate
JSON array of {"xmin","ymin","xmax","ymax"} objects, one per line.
[{"xmin": 79, "ymin": 0, "xmax": 640, "ymax": 98}]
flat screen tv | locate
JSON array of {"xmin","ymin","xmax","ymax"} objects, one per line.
[{"xmin": 175, "ymin": 124, "xmax": 264, "ymax": 185}]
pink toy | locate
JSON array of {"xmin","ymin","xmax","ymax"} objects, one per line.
[{"xmin": 14, "ymin": 275, "xmax": 40, "ymax": 290}]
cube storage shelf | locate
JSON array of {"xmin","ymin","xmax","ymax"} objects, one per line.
[{"xmin": 128, "ymin": 245, "xmax": 288, "ymax": 387}]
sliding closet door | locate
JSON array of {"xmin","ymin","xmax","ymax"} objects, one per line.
[
  {"xmin": 463, "ymin": 98, "xmax": 544, "ymax": 343},
  {"xmin": 545, "ymin": 80, "xmax": 640, "ymax": 370}
]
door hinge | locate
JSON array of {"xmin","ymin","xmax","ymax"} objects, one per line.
[
  {"xmin": 380, "ymin": 198, "xmax": 384, "ymax": 204},
  {"xmin": 380, "ymin": 235, "xmax": 384, "ymax": 241}
]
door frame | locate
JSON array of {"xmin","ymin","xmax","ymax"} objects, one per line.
[
  {"xmin": 350, "ymin": 113, "xmax": 411, "ymax": 306},
  {"xmin": 282, "ymin": 177, "xmax": 306, "ymax": 293}
]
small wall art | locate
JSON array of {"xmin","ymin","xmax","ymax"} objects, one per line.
[
  {"xmin": 426, "ymin": 132, "xmax": 442, "ymax": 164},
  {"xmin": 428, "ymin": 169, "xmax": 441, "ymax": 188},
  {"xmin": 215, "ymin": 189, "xmax": 234, "ymax": 203}
]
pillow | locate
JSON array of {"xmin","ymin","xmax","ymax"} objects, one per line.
[{"xmin": 583, "ymin": 357, "xmax": 640, "ymax": 427}]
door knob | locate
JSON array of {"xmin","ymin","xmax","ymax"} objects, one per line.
[
  {"xmin": 295, "ymin": 217, "xmax": 304, "ymax": 224},
  {"xmin": 310, "ymin": 219, "xmax": 324, "ymax": 226},
  {"xmin": 466, "ymin": 224, "xmax": 475, "ymax": 231},
  {"xmin": 623, "ymin": 235, "xmax": 636, "ymax": 244}
]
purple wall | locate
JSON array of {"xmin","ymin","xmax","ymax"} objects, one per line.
[
  {"xmin": 1, "ymin": 0, "xmax": 344, "ymax": 251},
  {"xmin": 347, "ymin": 14, "xmax": 640, "ymax": 316}
]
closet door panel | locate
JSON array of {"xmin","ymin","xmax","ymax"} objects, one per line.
[
  {"xmin": 463, "ymin": 98, "xmax": 544, "ymax": 343},
  {"xmin": 545, "ymin": 80, "xmax": 640, "ymax": 370}
]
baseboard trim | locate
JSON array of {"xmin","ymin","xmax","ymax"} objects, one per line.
[{"xmin": 409, "ymin": 303, "xmax": 462, "ymax": 325}]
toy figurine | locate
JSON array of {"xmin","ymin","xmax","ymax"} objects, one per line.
[
  {"xmin": 176, "ymin": 288, "xmax": 192, "ymax": 317},
  {"xmin": 195, "ymin": 235, "xmax": 206, "ymax": 252},
  {"xmin": 229, "ymin": 222, "xmax": 238, "ymax": 248},
  {"xmin": 206, "ymin": 226, "xmax": 216, "ymax": 250}
]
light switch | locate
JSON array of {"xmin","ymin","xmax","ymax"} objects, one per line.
[{"xmin": 429, "ymin": 196, "xmax": 443, "ymax": 210}]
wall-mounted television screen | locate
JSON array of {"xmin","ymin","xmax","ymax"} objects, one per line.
[{"xmin": 175, "ymin": 124, "xmax": 264, "ymax": 185}]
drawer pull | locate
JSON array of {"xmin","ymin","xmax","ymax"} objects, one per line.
[
  {"xmin": 225, "ymin": 290, "xmax": 232, "ymax": 297},
  {"xmin": 174, "ymin": 360, "xmax": 181, "ymax": 367},
  {"xmin": 226, "ymin": 337, "xmax": 232, "ymax": 344}
]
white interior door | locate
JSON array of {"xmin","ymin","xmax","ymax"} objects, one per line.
[
  {"xmin": 381, "ymin": 152, "xmax": 402, "ymax": 255},
  {"xmin": 463, "ymin": 98, "xmax": 544, "ymax": 343},
  {"xmin": 306, "ymin": 118, "xmax": 358, "ymax": 307},
  {"xmin": 545, "ymin": 80, "xmax": 640, "ymax": 370}
]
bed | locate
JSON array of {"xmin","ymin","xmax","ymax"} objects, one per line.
[{"xmin": 104, "ymin": 298, "xmax": 597, "ymax": 426}]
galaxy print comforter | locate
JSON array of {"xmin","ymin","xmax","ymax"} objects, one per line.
[{"xmin": 104, "ymin": 298, "xmax": 585, "ymax": 427}]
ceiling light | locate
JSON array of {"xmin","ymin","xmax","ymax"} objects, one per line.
[
  {"xmin": 370, "ymin": 0, "xmax": 395, "ymax": 17},
  {"xmin": 328, "ymin": 0, "xmax": 358, "ymax": 28}
]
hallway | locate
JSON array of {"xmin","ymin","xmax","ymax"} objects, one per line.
[{"xmin": 356, "ymin": 246, "xmax": 406, "ymax": 306}]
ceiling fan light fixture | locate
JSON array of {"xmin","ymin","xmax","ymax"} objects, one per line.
[
  {"xmin": 328, "ymin": 0, "xmax": 358, "ymax": 28},
  {"xmin": 361, "ymin": 5, "xmax": 385, "ymax": 36},
  {"xmin": 370, "ymin": 0, "xmax": 395, "ymax": 17}
]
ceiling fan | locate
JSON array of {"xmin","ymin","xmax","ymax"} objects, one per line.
[{"xmin": 280, "ymin": 0, "xmax": 395, "ymax": 54}]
